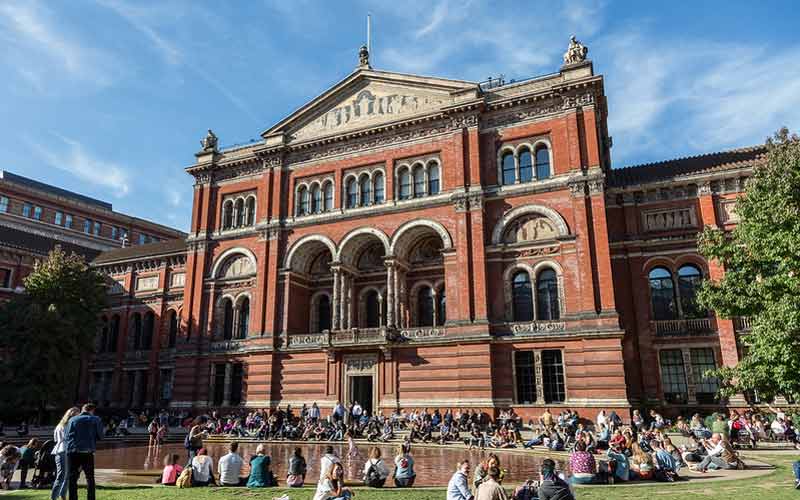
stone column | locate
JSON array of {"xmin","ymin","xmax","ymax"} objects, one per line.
[
  {"xmin": 348, "ymin": 276, "xmax": 354, "ymax": 329},
  {"xmin": 222, "ymin": 362, "xmax": 233, "ymax": 406},
  {"xmin": 339, "ymin": 272, "xmax": 348, "ymax": 330},
  {"xmin": 332, "ymin": 268, "xmax": 340, "ymax": 330},
  {"xmin": 385, "ymin": 262, "xmax": 395, "ymax": 328}
]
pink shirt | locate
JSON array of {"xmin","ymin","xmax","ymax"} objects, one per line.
[{"xmin": 161, "ymin": 464, "xmax": 183, "ymax": 484}]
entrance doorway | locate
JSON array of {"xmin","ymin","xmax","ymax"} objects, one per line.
[{"xmin": 349, "ymin": 375, "xmax": 373, "ymax": 416}]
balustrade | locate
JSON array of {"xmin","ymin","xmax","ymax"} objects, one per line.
[{"xmin": 651, "ymin": 318, "xmax": 714, "ymax": 337}]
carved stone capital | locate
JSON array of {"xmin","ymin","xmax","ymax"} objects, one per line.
[
  {"xmin": 698, "ymin": 182, "xmax": 713, "ymax": 196},
  {"xmin": 568, "ymin": 181, "xmax": 586, "ymax": 198},
  {"xmin": 467, "ymin": 192, "xmax": 484, "ymax": 212},
  {"xmin": 587, "ymin": 179, "xmax": 605, "ymax": 195}
]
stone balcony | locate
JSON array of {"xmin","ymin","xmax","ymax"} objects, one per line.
[
  {"xmin": 733, "ymin": 316, "xmax": 752, "ymax": 333},
  {"xmin": 651, "ymin": 318, "xmax": 715, "ymax": 337},
  {"xmin": 285, "ymin": 326, "xmax": 448, "ymax": 349}
]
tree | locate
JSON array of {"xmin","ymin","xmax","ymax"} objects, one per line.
[
  {"xmin": 698, "ymin": 128, "xmax": 800, "ymax": 401},
  {"xmin": 0, "ymin": 247, "xmax": 106, "ymax": 420}
]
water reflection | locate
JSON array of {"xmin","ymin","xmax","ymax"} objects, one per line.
[{"xmin": 95, "ymin": 441, "xmax": 566, "ymax": 486}]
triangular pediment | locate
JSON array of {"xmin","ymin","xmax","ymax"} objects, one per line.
[{"xmin": 262, "ymin": 69, "xmax": 478, "ymax": 144}]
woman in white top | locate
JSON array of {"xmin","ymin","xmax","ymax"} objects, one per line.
[
  {"xmin": 362, "ymin": 447, "xmax": 389, "ymax": 488},
  {"xmin": 51, "ymin": 407, "xmax": 80, "ymax": 500},
  {"xmin": 190, "ymin": 448, "xmax": 214, "ymax": 486},
  {"xmin": 596, "ymin": 410, "xmax": 607, "ymax": 430}
]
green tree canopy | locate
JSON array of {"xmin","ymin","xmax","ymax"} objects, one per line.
[
  {"xmin": 0, "ymin": 247, "xmax": 107, "ymax": 419},
  {"xmin": 698, "ymin": 128, "xmax": 800, "ymax": 401}
]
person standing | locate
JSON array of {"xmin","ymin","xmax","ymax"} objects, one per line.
[
  {"xmin": 64, "ymin": 403, "xmax": 104, "ymax": 500},
  {"xmin": 446, "ymin": 460, "xmax": 473, "ymax": 500},
  {"xmin": 51, "ymin": 407, "xmax": 80, "ymax": 500}
]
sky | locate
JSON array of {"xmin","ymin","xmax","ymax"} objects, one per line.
[{"xmin": 0, "ymin": 1, "xmax": 797, "ymax": 231}]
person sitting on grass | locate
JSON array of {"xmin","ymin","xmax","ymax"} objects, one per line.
[
  {"xmin": 247, "ymin": 444, "xmax": 277, "ymax": 487},
  {"xmin": 569, "ymin": 440, "xmax": 601, "ymax": 484},
  {"xmin": 476, "ymin": 466, "xmax": 508, "ymax": 500},
  {"xmin": 286, "ymin": 447, "xmax": 307, "ymax": 487},
  {"xmin": 218, "ymin": 441, "xmax": 246, "ymax": 486},
  {"xmin": 650, "ymin": 440, "xmax": 679, "ymax": 482},
  {"xmin": 393, "ymin": 443, "xmax": 416, "ymax": 487},
  {"xmin": 447, "ymin": 460, "xmax": 473, "ymax": 500},
  {"xmin": 161, "ymin": 454, "xmax": 183, "ymax": 486},
  {"xmin": 606, "ymin": 441, "xmax": 631, "ymax": 482},
  {"xmin": 691, "ymin": 434, "xmax": 743, "ymax": 472},
  {"xmin": 314, "ymin": 462, "xmax": 354, "ymax": 500},
  {"xmin": 537, "ymin": 458, "xmax": 574, "ymax": 500},
  {"xmin": 363, "ymin": 446, "xmax": 389, "ymax": 488},
  {"xmin": 190, "ymin": 448, "xmax": 214, "ymax": 487},
  {"xmin": 629, "ymin": 442, "xmax": 654, "ymax": 480},
  {"xmin": 474, "ymin": 453, "xmax": 502, "ymax": 488}
]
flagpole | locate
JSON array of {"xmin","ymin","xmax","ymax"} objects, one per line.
[{"xmin": 367, "ymin": 14, "xmax": 371, "ymax": 54}]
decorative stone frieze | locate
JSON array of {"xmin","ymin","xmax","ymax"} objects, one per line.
[
  {"xmin": 642, "ymin": 207, "xmax": 697, "ymax": 232},
  {"xmin": 510, "ymin": 321, "xmax": 567, "ymax": 334}
]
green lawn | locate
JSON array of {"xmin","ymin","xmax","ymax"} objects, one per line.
[{"xmin": 4, "ymin": 454, "xmax": 793, "ymax": 500}]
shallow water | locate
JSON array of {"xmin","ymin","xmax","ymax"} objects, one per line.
[{"xmin": 95, "ymin": 441, "xmax": 567, "ymax": 486}]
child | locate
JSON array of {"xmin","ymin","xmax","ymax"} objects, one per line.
[
  {"xmin": 161, "ymin": 454, "xmax": 183, "ymax": 486},
  {"xmin": 157, "ymin": 423, "xmax": 168, "ymax": 445},
  {"xmin": 345, "ymin": 430, "xmax": 360, "ymax": 458},
  {"xmin": 0, "ymin": 445, "xmax": 20, "ymax": 490},
  {"xmin": 18, "ymin": 438, "xmax": 40, "ymax": 488}
]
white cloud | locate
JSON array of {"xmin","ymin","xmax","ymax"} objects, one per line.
[
  {"xmin": 28, "ymin": 136, "xmax": 132, "ymax": 197},
  {"xmin": 415, "ymin": 0, "xmax": 450, "ymax": 38},
  {"xmin": 95, "ymin": 0, "xmax": 182, "ymax": 65}
]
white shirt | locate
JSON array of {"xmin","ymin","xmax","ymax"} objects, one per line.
[
  {"xmin": 596, "ymin": 413, "xmax": 607, "ymax": 428},
  {"xmin": 191, "ymin": 455, "xmax": 213, "ymax": 483},
  {"xmin": 52, "ymin": 426, "xmax": 66, "ymax": 455},
  {"xmin": 706, "ymin": 441, "xmax": 725, "ymax": 458},
  {"xmin": 353, "ymin": 404, "xmax": 363, "ymax": 417},
  {"xmin": 218, "ymin": 452, "xmax": 243, "ymax": 485},
  {"xmin": 362, "ymin": 458, "xmax": 389, "ymax": 480},
  {"xmin": 316, "ymin": 453, "xmax": 341, "ymax": 492}
]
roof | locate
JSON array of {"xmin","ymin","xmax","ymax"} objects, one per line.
[
  {"xmin": 608, "ymin": 145, "xmax": 767, "ymax": 188},
  {"xmin": 92, "ymin": 238, "xmax": 187, "ymax": 265},
  {"xmin": 0, "ymin": 170, "xmax": 113, "ymax": 210},
  {"xmin": 0, "ymin": 224, "xmax": 102, "ymax": 261}
]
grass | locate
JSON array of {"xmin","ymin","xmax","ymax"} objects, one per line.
[{"xmin": 4, "ymin": 454, "xmax": 792, "ymax": 500}]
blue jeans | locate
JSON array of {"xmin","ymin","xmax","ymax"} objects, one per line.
[
  {"xmin": 793, "ymin": 461, "xmax": 800, "ymax": 481},
  {"xmin": 51, "ymin": 452, "xmax": 68, "ymax": 500}
]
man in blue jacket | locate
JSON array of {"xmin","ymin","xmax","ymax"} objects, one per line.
[{"xmin": 64, "ymin": 403, "xmax": 103, "ymax": 500}]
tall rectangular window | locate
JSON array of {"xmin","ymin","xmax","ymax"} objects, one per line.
[
  {"xmin": 83, "ymin": 219, "xmax": 91, "ymax": 233},
  {"xmin": 55, "ymin": 211, "xmax": 63, "ymax": 226},
  {"xmin": 22, "ymin": 203, "xmax": 32, "ymax": 217},
  {"xmin": 514, "ymin": 351, "xmax": 536, "ymax": 404},
  {"xmin": 659, "ymin": 349, "xmax": 688, "ymax": 404},
  {"xmin": 0, "ymin": 268, "xmax": 12, "ymax": 288},
  {"xmin": 33, "ymin": 206, "xmax": 42, "ymax": 220},
  {"xmin": 93, "ymin": 221, "xmax": 101, "ymax": 236},
  {"xmin": 230, "ymin": 364, "xmax": 244, "ymax": 406},
  {"xmin": 691, "ymin": 348, "xmax": 719, "ymax": 404},
  {"xmin": 111, "ymin": 226, "xmax": 118, "ymax": 241},
  {"xmin": 120, "ymin": 228, "xmax": 128, "ymax": 242},
  {"xmin": 213, "ymin": 363, "xmax": 226, "ymax": 406},
  {"xmin": 65, "ymin": 214, "xmax": 73, "ymax": 229},
  {"xmin": 0, "ymin": 196, "xmax": 9, "ymax": 212},
  {"xmin": 139, "ymin": 233, "xmax": 147, "ymax": 245},
  {"xmin": 542, "ymin": 349, "xmax": 566, "ymax": 403}
]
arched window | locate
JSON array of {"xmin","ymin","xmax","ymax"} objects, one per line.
[
  {"xmin": 512, "ymin": 271, "xmax": 533, "ymax": 322},
  {"xmin": 428, "ymin": 163, "xmax": 440, "ymax": 195},
  {"xmin": 168, "ymin": 310, "xmax": 178, "ymax": 348},
  {"xmin": 413, "ymin": 165, "xmax": 426, "ymax": 198},
  {"xmin": 131, "ymin": 313, "xmax": 142, "ymax": 350},
  {"xmin": 359, "ymin": 175, "xmax": 372, "ymax": 206},
  {"xmin": 297, "ymin": 186, "xmax": 309, "ymax": 216},
  {"xmin": 398, "ymin": 169, "xmax": 411, "ymax": 200},
  {"xmin": 245, "ymin": 197, "xmax": 255, "ymax": 226},
  {"xmin": 323, "ymin": 182, "xmax": 334, "ymax": 211},
  {"xmin": 519, "ymin": 148, "xmax": 533, "ymax": 183},
  {"xmin": 237, "ymin": 298, "xmax": 250, "ymax": 339},
  {"xmin": 649, "ymin": 267, "xmax": 677, "ymax": 320},
  {"xmin": 110, "ymin": 315, "xmax": 120, "ymax": 353},
  {"xmin": 365, "ymin": 290, "xmax": 381, "ymax": 328},
  {"xmin": 346, "ymin": 178, "xmax": 358, "ymax": 208},
  {"xmin": 417, "ymin": 286, "xmax": 435, "ymax": 327},
  {"xmin": 535, "ymin": 145, "xmax": 550, "ymax": 179},
  {"xmin": 222, "ymin": 299, "xmax": 234, "ymax": 340},
  {"xmin": 678, "ymin": 264, "xmax": 705, "ymax": 319},
  {"xmin": 234, "ymin": 198, "xmax": 245, "ymax": 227},
  {"xmin": 318, "ymin": 295, "xmax": 332, "ymax": 332},
  {"xmin": 436, "ymin": 286, "xmax": 446, "ymax": 326},
  {"xmin": 373, "ymin": 172, "xmax": 384, "ymax": 204},
  {"xmin": 222, "ymin": 201, "xmax": 233, "ymax": 230},
  {"xmin": 100, "ymin": 317, "xmax": 109, "ymax": 353},
  {"xmin": 536, "ymin": 269, "xmax": 560, "ymax": 320},
  {"xmin": 502, "ymin": 152, "xmax": 516, "ymax": 185},
  {"xmin": 142, "ymin": 311, "xmax": 155, "ymax": 350},
  {"xmin": 311, "ymin": 184, "xmax": 322, "ymax": 214}
]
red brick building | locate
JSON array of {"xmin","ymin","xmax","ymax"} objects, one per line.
[
  {"xmin": 0, "ymin": 170, "xmax": 184, "ymax": 301},
  {"xmin": 86, "ymin": 42, "xmax": 761, "ymax": 417}
]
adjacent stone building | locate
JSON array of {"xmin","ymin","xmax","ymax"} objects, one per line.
[{"xmin": 86, "ymin": 40, "xmax": 762, "ymax": 417}]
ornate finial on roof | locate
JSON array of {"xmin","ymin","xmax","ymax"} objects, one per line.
[
  {"xmin": 563, "ymin": 35, "xmax": 589, "ymax": 65},
  {"xmin": 358, "ymin": 44, "xmax": 371, "ymax": 69},
  {"xmin": 200, "ymin": 129, "xmax": 218, "ymax": 152}
]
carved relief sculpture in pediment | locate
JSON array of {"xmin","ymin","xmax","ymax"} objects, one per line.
[
  {"xmin": 291, "ymin": 85, "xmax": 450, "ymax": 141},
  {"xmin": 504, "ymin": 216, "xmax": 558, "ymax": 244},
  {"xmin": 218, "ymin": 255, "xmax": 256, "ymax": 279}
]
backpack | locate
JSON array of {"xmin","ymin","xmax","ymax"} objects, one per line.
[
  {"xmin": 513, "ymin": 480, "xmax": 537, "ymax": 500},
  {"xmin": 365, "ymin": 460, "xmax": 383, "ymax": 487},
  {"xmin": 176, "ymin": 467, "xmax": 193, "ymax": 488}
]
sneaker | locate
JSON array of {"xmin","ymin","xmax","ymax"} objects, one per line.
[{"xmin": 795, "ymin": 480, "xmax": 800, "ymax": 490}]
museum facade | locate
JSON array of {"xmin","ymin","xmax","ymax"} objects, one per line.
[{"xmin": 85, "ymin": 40, "xmax": 762, "ymax": 418}]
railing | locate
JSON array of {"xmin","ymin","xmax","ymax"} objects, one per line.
[
  {"xmin": 733, "ymin": 316, "xmax": 753, "ymax": 333},
  {"xmin": 651, "ymin": 318, "xmax": 715, "ymax": 337},
  {"xmin": 209, "ymin": 339, "xmax": 247, "ymax": 353},
  {"xmin": 510, "ymin": 321, "xmax": 567, "ymax": 335}
]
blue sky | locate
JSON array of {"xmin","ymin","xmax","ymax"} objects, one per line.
[{"xmin": 0, "ymin": 1, "xmax": 797, "ymax": 231}]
